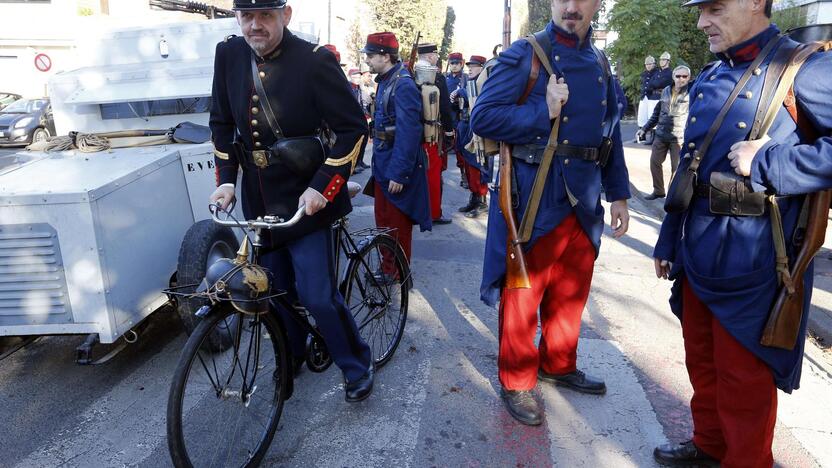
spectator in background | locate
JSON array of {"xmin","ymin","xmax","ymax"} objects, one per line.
[
  {"xmin": 637, "ymin": 65, "xmax": 691, "ymax": 200},
  {"xmin": 349, "ymin": 68, "xmax": 372, "ymax": 174},
  {"xmin": 637, "ymin": 56, "xmax": 659, "ymax": 142}
]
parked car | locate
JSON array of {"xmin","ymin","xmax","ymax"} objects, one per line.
[
  {"xmin": 0, "ymin": 98, "xmax": 56, "ymax": 146},
  {"xmin": 0, "ymin": 92, "xmax": 22, "ymax": 110}
]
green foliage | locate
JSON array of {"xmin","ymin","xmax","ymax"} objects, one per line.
[
  {"xmin": 78, "ymin": 6, "xmax": 94, "ymax": 16},
  {"xmin": 608, "ymin": 0, "xmax": 711, "ymax": 104},
  {"xmin": 440, "ymin": 6, "xmax": 456, "ymax": 65},
  {"xmin": 526, "ymin": 0, "xmax": 551, "ymax": 35},
  {"xmin": 365, "ymin": 0, "xmax": 448, "ymax": 56},
  {"xmin": 772, "ymin": 1, "xmax": 809, "ymax": 33}
]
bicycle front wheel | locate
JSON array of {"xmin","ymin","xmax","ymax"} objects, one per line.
[
  {"xmin": 344, "ymin": 234, "xmax": 409, "ymax": 368},
  {"xmin": 167, "ymin": 304, "xmax": 289, "ymax": 468}
]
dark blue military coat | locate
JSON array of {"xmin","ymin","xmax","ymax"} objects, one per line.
[
  {"xmin": 654, "ymin": 25, "xmax": 832, "ymax": 392},
  {"xmin": 210, "ymin": 30, "xmax": 368, "ymax": 246},
  {"xmin": 372, "ymin": 62, "xmax": 432, "ymax": 231},
  {"xmin": 446, "ymin": 71, "xmax": 468, "ymax": 122},
  {"xmin": 454, "ymin": 73, "xmax": 492, "ymax": 179},
  {"xmin": 471, "ymin": 21, "xmax": 631, "ymax": 306},
  {"xmin": 640, "ymin": 68, "xmax": 658, "ymax": 99},
  {"xmin": 650, "ymin": 67, "xmax": 673, "ymax": 100}
]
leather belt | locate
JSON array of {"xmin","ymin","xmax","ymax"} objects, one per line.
[
  {"xmin": 373, "ymin": 130, "xmax": 395, "ymax": 142},
  {"xmin": 512, "ymin": 143, "xmax": 600, "ymax": 165},
  {"xmin": 557, "ymin": 144, "xmax": 599, "ymax": 162},
  {"xmin": 236, "ymin": 143, "xmax": 276, "ymax": 169}
]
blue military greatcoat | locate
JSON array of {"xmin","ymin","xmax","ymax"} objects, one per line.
[
  {"xmin": 455, "ymin": 76, "xmax": 493, "ymax": 182},
  {"xmin": 471, "ymin": 21, "xmax": 631, "ymax": 306},
  {"xmin": 654, "ymin": 25, "xmax": 832, "ymax": 392},
  {"xmin": 372, "ymin": 62, "xmax": 432, "ymax": 231}
]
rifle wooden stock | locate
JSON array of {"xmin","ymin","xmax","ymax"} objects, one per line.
[
  {"xmin": 499, "ymin": 143, "xmax": 531, "ymax": 289},
  {"xmin": 761, "ymin": 189, "xmax": 832, "ymax": 350}
]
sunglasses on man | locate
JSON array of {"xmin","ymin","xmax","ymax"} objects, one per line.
[{"xmin": 675, "ymin": 74, "xmax": 690, "ymax": 78}]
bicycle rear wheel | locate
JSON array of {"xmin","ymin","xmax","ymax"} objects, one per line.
[
  {"xmin": 167, "ymin": 304, "xmax": 289, "ymax": 468},
  {"xmin": 343, "ymin": 234, "xmax": 409, "ymax": 368}
]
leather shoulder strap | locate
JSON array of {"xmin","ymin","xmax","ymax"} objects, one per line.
[
  {"xmin": 686, "ymin": 35, "xmax": 781, "ymax": 176},
  {"xmin": 250, "ymin": 51, "xmax": 284, "ymax": 140}
]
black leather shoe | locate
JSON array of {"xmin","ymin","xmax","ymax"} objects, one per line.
[
  {"xmin": 345, "ymin": 363, "xmax": 375, "ymax": 403},
  {"xmin": 538, "ymin": 369, "xmax": 606, "ymax": 395},
  {"xmin": 644, "ymin": 192, "xmax": 666, "ymax": 201},
  {"xmin": 433, "ymin": 216, "xmax": 453, "ymax": 225},
  {"xmin": 459, "ymin": 194, "xmax": 478, "ymax": 213},
  {"xmin": 500, "ymin": 388, "xmax": 542, "ymax": 426},
  {"xmin": 654, "ymin": 440, "xmax": 719, "ymax": 467}
]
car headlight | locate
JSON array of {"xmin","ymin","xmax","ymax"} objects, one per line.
[{"xmin": 13, "ymin": 117, "xmax": 34, "ymax": 128}]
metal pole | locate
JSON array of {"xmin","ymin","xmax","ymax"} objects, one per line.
[
  {"xmin": 327, "ymin": 0, "xmax": 332, "ymax": 44},
  {"xmin": 502, "ymin": 0, "xmax": 511, "ymax": 49}
]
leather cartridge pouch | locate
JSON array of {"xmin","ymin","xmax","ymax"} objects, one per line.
[
  {"xmin": 268, "ymin": 136, "xmax": 325, "ymax": 179},
  {"xmin": 665, "ymin": 164, "xmax": 698, "ymax": 213},
  {"xmin": 708, "ymin": 172, "xmax": 766, "ymax": 216},
  {"xmin": 598, "ymin": 137, "xmax": 612, "ymax": 168}
]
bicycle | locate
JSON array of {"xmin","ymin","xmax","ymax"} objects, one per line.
[{"xmin": 165, "ymin": 183, "xmax": 410, "ymax": 467}]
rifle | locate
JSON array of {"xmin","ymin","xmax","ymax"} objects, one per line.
[
  {"xmin": 758, "ymin": 39, "xmax": 832, "ymax": 350},
  {"xmin": 148, "ymin": 0, "xmax": 234, "ymax": 18},
  {"xmin": 499, "ymin": 143, "xmax": 531, "ymax": 289},
  {"xmin": 406, "ymin": 32, "xmax": 422, "ymax": 75},
  {"xmin": 761, "ymin": 190, "xmax": 831, "ymax": 349}
]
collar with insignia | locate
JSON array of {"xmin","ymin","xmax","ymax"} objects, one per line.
[
  {"xmin": 716, "ymin": 24, "xmax": 780, "ymax": 65},
  {"xmin": 547, "ymin": 20, "xmax": 594, "ymax": 50}
]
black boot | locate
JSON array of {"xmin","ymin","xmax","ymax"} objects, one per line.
[
  {"xmin": 458, "ymin": 193, "xmax": 478, "ymax": 213},
  {"xmin": 500, "ymin": 388, "xmax": 542, "ymax": 426},
  {"xmin": 464, "ymin": 195, "xmax": 488, "ymax": 218},
  {"xmin": 653, "ymin": 440, "xmax": 719, "ymax": 467},
  {"xmin": 345, "ymin": 362, "xmax": 375, "ymax": 403},
  {"xmin": 538, "ymin": 369, "xmax": 606, "ymax": 395}
]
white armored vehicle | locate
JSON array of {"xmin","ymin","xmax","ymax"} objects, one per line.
[{"xmin": 0, "ymin": 11, "xmax": 316, "ymax": 363}]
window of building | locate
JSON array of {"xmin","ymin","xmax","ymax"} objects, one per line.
[{"xmin": 99, "ymin": 97, "xmax": 212, "ymax": 120}]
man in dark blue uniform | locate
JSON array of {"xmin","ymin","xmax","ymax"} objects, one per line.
[
  {"xmin": 471, "ymin": 0, "xmax": 630, "ymax": 425},
  {"xmin": 208, "ymin": 0, "xmax": 374, "ymax": 403},
  {"xmin": 455, "ymin": 55, "xmax": 491, "ymax": 218},
  {"xmin": 446, "ymin": 52, "xmax": 469, "ymax": 186},
  {"xmin": 637, "ymin": 55, "xmax": 658, "ymax": 134},
  {"xmin": 363, "ymin": 32, "xmax": 431, "ymax": 269},
  {"xmin": 653, "ymin": 0, "xmax": 832, "ymax": 465}
]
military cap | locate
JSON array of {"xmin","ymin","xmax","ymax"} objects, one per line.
[
  {"xmin": 644, "ymin": 55, "xmax": 656, "ymax": 65},
  {"xmin": 466, "ymin": 55, "xmax": 487, "ymax": 67},
  {"xmin": 232, "ymin": 0, "xmax": 287, "ymax": 10},
  {"xmin": 660, "ymin": 51, "xmax": 671, "ymax": 60},
  {"xmin": 417, "ymin": 43, "xmax": 438, "ymax": 54},
  {"xmin": 323, "ymin": 44, "xmax": 342, "ymax": 64},
  {"xmin": 361, "ymin": 32, "xmax": 399, "ymax": 55},
  {"xmin": 448, "ymin": 52, "xmax": 464, "ymax": 63}
]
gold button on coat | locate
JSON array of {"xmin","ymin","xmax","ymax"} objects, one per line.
[
  {"xmin": 259, "ymin": 71, "xmax": 266, "ymax": 78},
  {"xmin": 252, "ymin": 95, "xmax": 260, "ymax": 102},
  {"xmin": 563, "ymin": 139, "xmax": 569, "ymax": 145},
  {"xmin": 562, "ymin": 116, "xmax": 569, "ymax": 123},
  {"xmin": 737, "ymin": 122, "xmax": 747, "ymax": 129},
  {"xmin": 691, "ymin": 117, "xmax": 697, "ymax": 123},
  {"xmin": 698, "ymin": 93, "xmax": 704, "ymax": 99},
  {"xmin": 253, "ymin": 131, "xmax": 260, "ymax": 138},
  {"xmin": 688, "ymin": 142, "xmax": 696, "ymax": 149},
  {"xmin": 753, "ymin": 68, "xmax": 762, "ymax": 75},
  {"xmin": 251, "ymin": 119, "xmax": 258, "ymax": 126},
  {"xmin": 255, "ymin": 141, "xmax": 262, "ymax": 147},
  {"xmin": 745, "ymin": 91, "xmax": 753, "ymax": 99},
  {"xmin": 251, "ymin": 107, "xmax": 260, "ymax": 115}
]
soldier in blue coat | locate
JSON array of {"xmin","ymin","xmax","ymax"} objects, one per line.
[
  {"xmin": 363, "ymin": 32, "xmax": 431, "ymax": 268},
  {"xmin": 456, "ymin": 55, "xmax": 492, "ymax": 218},
  {"xmin": 470, "ymin": 0, "xmax": 631, "ymax": 425},
  {"xmin": 447, "ymin": 52, "xmax": 470, "ymax": 187},
  {"xmin": 208, "ymin": 0, "xmax": 374, "ymax": 402},
  {"xmin": 652, "ymin": 0, "xmax": 832, "ymax": 465}
]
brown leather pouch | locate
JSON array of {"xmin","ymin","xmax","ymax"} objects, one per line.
[{"xmin": 709, "ymin": 172, "xmax": 767, "ymax": 216}]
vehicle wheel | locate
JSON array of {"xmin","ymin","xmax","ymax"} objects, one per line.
[
  {"xmin": 32, "ymin": 128, "xmax": 49, "ymax": 143},
  {"xmin": 176, "ymin": 220, "xmax": 239, "ymax": 342},
  {"xmin": 343, "ymin": 234, "xmax": 409, "ymax": 368},
  {"xmin": 167, "ymin": 305, "xmax": 289, "ymax": 468}
]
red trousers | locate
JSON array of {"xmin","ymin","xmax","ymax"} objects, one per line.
[
  {"xmin": 462, "ymin": 159, "xmax": 488, "ymax": 196},
  {"xmin": 682, "ymin": 280, "xmax": 777, "ymax": 468},
  {"xmin": 425, "ymin": 142, "xmax": 444, "ymax": 219},
  {"xmin": 498, "ymin": 214, "xmax": 595, "ymax": 391},
  {"xmin": 373, "ymin": 181, "xmax": 413, "ymax": 274}
]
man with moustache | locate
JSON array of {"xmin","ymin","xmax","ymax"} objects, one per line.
[
  {"xmin": 471, "ymin": 0, "xmax": 630, "ymax": 425},
  {"xmin": 208, "ymin": 0, "xmax": 375, "ymax": 403},
  {"xmin": 363, "ymin": 32, "xmax": 432, "ymax": 270},
  {"xmin": 653, "ymin": 0, "xmax": 832, "ymax": 465}
]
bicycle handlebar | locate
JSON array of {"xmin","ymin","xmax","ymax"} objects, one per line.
[{"xmin": 209, "ymin": 204, "xmax": 306, "ymax": 230}]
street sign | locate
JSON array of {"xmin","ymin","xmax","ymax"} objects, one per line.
[{"xmin": 34, "ymin": 53, "xmax": 52, "ymax": 73}]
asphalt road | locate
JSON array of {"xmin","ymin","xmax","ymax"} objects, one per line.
[
  {"xmin": 1, "ymin": 149, "xmax": 831, "ymax": 467},
  {"xmin": 0, "ymin": 147, "xmax": 22, "ymax": 158}
]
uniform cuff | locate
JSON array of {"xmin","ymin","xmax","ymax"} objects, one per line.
[{"xmin": 314, "ymin": 174, "xmax": 346, "ymax": 202}]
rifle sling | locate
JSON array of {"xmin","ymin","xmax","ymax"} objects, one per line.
[
  {"xmin": 516, "ymin": 33, "xmax": 560, "ymax": 244},
  {"xmin": 250, "ymin": 51, "xmax": 284, "ymax": 141}
]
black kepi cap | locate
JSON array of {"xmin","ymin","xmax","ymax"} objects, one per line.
[
  {"xmin": 233, "ymin": 0, "xmax": 287, "ymax": 10},
  {"xmin": 417, "ymin": 43, "xmax": 438, "ymax": 54},
  {"xmin": 681, "ymin": 0, "xmax": 713, "ymax": 6}
]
